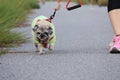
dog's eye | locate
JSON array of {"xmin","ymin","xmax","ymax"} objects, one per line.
[
  {"xmin": 48, "ymin": 27, "xmax": 52, "ymax": 30},
  {"xmin": 44, "ymin": 32, "xmax": 48, "ymax": 35},
  {"xmin": 33, "ymin": 25, "xmax": 39, "ymax": 31},
  {"xmin": 47, "ymin": 27, "xmax": 53, "ymax": 35}
]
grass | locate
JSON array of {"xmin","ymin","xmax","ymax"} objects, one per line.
[
  {"xmin": 0, "ymin": 0, "xmax": 40, "ymax": 46},
  {"xmin": 0, "ymin": 0, "xmax": 40, "ymax": 54}
]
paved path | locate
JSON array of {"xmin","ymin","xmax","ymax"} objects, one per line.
[{"xmin": 0, "ymin": 2, "xmax": 120, "ymax": 80}]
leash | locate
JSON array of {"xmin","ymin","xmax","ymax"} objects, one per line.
[
  {"xmin": 45, "ymin": 0, "xmax": 61, "ymax": 22},
  {"xmin": 46, "ymin": 0, "xmax": 82, "ymax": 22}
]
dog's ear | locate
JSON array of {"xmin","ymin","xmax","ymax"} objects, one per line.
[
  {"xmin": 48, "ymin": 27, "xmax": 53, "ymax": 35},
  {"xmin": 33, "ymin": 25, "xmax": 39, "ymax": 32}
]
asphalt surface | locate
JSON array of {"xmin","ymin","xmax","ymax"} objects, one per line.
[{"xmin": 1, "ymin": 2, "xmax": 120, "ymax": 80}]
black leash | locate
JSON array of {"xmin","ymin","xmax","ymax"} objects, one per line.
[{"xmin": 50, "ymin": 10, "xmax": 57, "ymax": 20}]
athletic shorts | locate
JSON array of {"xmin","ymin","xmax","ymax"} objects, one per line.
[{"xmin": 108, "ymin": 0, "xmax": 120, "ymax": 12}]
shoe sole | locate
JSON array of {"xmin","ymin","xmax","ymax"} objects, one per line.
[{"xmin": 110, "ymin": 47, "xmax": 120, "ymax": 53}]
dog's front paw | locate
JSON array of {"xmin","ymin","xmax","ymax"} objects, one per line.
[
  {"xmin": 38, "ymin": 46, "xmax": 44, "ymax": 55},
  {"xmin": 39, "ymin": 49, "xmax": 45, "ymax": 55},
  {"xmin": 39, "ymin": 52, "xmax": 43, "ymax": 55}
]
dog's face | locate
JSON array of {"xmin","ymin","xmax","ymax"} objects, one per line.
[{"xmin": 33, "ymin": 20, "xmax": 53, "ymax": 42}]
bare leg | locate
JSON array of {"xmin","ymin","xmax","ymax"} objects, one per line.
[{"xmin": 108, "ymin": 9, "xmax": 120, "ymax": 35}]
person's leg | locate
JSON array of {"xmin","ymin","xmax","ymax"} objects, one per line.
[
  {"xmin": 108, "ymin": 0, "xmax": 120, "ymax": 53},
  {"xmin": 108, "ymin": 9, "xmax": 120, "ymax": 35}
]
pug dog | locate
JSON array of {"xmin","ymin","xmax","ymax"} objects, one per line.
[{"xmin": 32, "ymin": 16, "xmax": 56, "ymax": 55}]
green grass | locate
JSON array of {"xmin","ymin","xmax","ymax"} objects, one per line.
[{"xmin": 0, "ymin": 0, "xmax": 40, "ymax": 48}]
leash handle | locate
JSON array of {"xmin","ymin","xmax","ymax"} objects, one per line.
[
  {"xmin": 66, "ymin": 0, "xmax": 82, "ymax": 11},
  {"xmin": 67, "ymin": 4, "xmax": 81, "ymax": 11}
]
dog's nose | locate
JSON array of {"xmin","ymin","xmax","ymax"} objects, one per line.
[{"xmin": 40, "ymin": 34, "xmax": 44, "ymax": 38}]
